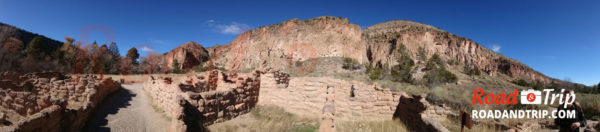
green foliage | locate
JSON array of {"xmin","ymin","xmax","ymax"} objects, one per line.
[
  {"xmin": 417, "ymin": 46, "xmax": 426, "ymax": 61},
  {"xmin": 430, "ymin": 53, "xmax": 444, "ymax": 68},
  {"xmin": 512, "ymin": 79, "xmax": 531, "ymax": 87},
  {"xmin": 26, "ymin": 36, "xmax": 51, "ymax": 58},
  {"xmin": 464, "ymin": 63, "xmax": 481, "ymax": 76},
  {"xmin": 532, "ymin": 81, "xmax": 544, "ymax": 90},
  {"xmin": 423, "ymin": 53, "xmax": 457, "ymax": 86},
  {"xmin": 342, "ymin": 57, "xmax": 360, "ymax": 70},
  {"xmin": 367, "ymin": 65, "xmax": 382, "ymax": 80},
  {"xmin": 126, "ymin": 47, "xmax": 140, "ymax": 64},
  {"xmin": 194, "ymin": 63, "xmax": 206, "ymax": 72},
  {"xmin": 391, "ymin": 44, "xmax": 414, "ymax": 83},
  {"xmin": 424, "ymin": 67, "xmax": 457, "ymax": 86},
  {"xmin": 172, "ymin": 60, "xmax": 182, "ymax": 74}
]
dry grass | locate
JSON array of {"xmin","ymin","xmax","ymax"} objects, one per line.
[
  {"xmin": 208, "ymin": 105, "xmax": 319, "ymax": 132},
  {"xmin": 577, "ymin": 93, "xmax": 600, "ymax": 120},
  {"xmin": 336, "ymin": 119, "xmax": 409, "ymax": 132},
  {"xmin": 440, "ymin": 117, "xmax": 501, "ymax": 132}
]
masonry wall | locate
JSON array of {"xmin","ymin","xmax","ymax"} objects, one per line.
[
  {"xmin": 144, "ymin": 70, "xmax": 261, "ymax": 132},
  {"xmin": 0, "ymin": 73, "xmax": 121, "ymax": 132},
  {"xmin": 258, "ymin": 71, "xmax": 454, "ymax": 121}
]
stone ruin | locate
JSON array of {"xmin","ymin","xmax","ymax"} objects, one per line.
[
  {"xmin": 0, "ymin": 72, "xmax": 121, "ymax": 132},
  {"xmin": 144, "ymin": 70, "xmax": 261, "ymax": 132},
  {"xmin": 141, "ymin": 69, "xmax": 456, "ymax": 132},
  {"xmin": 258, "ymin": 71, "xmax": 455, "ymax": 132}
]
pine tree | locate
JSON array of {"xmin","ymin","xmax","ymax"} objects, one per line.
[{"xmin": 126, "ymin": 47, "xmax": 140, "ymax": 64}]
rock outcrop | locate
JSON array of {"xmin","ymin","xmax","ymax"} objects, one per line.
[
  {"xmin": 209, "ymin": 16, "xmax": 368, "ymax": 72},
  {"xmin": 206, "ymin": 17, "xmax": 562, "ymax": 85},
  {"xmin": 363, "ymin": 20, "xmax": 559, "ymax": 84},
  {"xmin": 162, "ymin": 41, "xmax": 209, "ymax": 70}
]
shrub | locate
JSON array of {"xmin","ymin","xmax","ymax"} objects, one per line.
[
  {"xmin": 342, "ymin": 57, "xmax": 360, "ymax": 70},
  {"xmin": 464, "ymin": 63, "xmax": 481, "ymax": 76},
  {"xmin": 391, "ymin": 44, "xmax": 414, "ymax": 83},
  {"xmin": 172, "ymin": 60, "xmax": 182, "ymax": 74},
  {"xmin": 424, "ymin": 67, "xmax": 457, "ymax": 87},
  {"xmin": 512, "ymin": 79, "xmax": 530, "ymax": 87},
  {"xmin": 367, "ymin": 65, "xmax": 382, "ymax": 80},
  {"xmin": 417, "ymin": 46, "xmax": 426, "ymax": 61},
  {"xmin": 194, "ymin": 63, "xmax": 206, "ymax": 72}
]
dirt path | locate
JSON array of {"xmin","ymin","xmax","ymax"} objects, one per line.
[{"xmin": 84, "ymin": 83, "xmax": 170, "ymax": 132}]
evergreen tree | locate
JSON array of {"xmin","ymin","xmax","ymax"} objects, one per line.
[
  {"xmin": 126, "ymin": 47, "xmax": 140, "ymax": 64},
  {"xmin": 172, "ymin": 59, "xmax": 182, "ymax": 74},
  {"xmin": 26, "ymin": 36, "xmax": 51, "ymax": 58}
]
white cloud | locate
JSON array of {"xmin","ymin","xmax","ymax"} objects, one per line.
[
  {"xmin": 205, "ymin": 20, "xmax": 250, "ymax": 34},
  {"xmin": 491, "ymin": 45, "xmax": 501, "ymax": 52},
  {"xmin": 140, "ymin": 46, "xmax": 155, "ymax": 52},
  {"xmin": 150, "ymin": 39, "xmax": 168, "ymax": 45}
]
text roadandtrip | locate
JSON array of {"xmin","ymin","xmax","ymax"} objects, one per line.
[
  {"xmin": 470, "ymin": 89, "xmax": 577, "ymax": 119},
  {"xmin": 472, "ymin": 110, "xmax": 576, "ymax": 119}
]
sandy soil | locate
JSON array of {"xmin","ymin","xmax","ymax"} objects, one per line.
[{"xmin": 83, "ymin": 83, "xmax": 170, "ymax": 132}]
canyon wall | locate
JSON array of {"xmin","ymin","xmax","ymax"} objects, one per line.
[
  {"xmin": 0, "ymin": 72, "xmax": 121, "ymax": 132},
  {"xmin": 364, "ymin": 20, "xmax": 558, "ymax": 84},
  {"xmin": 209, "ymin": 16, "xmax": 368, "ymax": 72},
  {"xmin": 207, "ymin": 17, "xmax": 560, "ymax": 85}
]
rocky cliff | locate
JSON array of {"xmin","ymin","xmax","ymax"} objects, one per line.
[
  {"xmin": 162, "ymin": 41, "xmax": 209, "ymax": 70},
  {"xmin": 209, "ymin": 16, "xmax": 368, "ymax": 72},
  {"xmin": 363, "ymin": 20, "xmax": 558, "ymax": 84},
  {"xmin": 205, "ymin": 17, "xmax": 559, "ymax": 84}
]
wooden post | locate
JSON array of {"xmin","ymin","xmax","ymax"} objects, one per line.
[{"xmin": 460, "ymin": 110, "xmax": 473, "ymax": 132}]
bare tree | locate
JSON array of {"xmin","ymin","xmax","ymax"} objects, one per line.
[{"xmin": 143, "ymin": 53, "xmax": 162, "ymax": 74}]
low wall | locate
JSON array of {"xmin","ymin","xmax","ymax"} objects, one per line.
[
  {"xmin": 0, "ymin": 73, "xmax": 121, "ymax": 132},
  {"xmin": 259, "ymin": 74, "xmax": 403, "ymax": 120},
  {"xmin": 144, "ymin": 70, "xmax": 261, "ymax": 132}
]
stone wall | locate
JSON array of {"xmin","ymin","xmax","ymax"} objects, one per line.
[
  {"xmin": 144, "ymin": 70, "xmax": 261, "ymax": 132},
  {"xmin": 393, "ymin": 94, "xmax": 452, "ymax": 132},
  {"xmin": 259, "ymin": 74, "xmax": 404, "ymax": 120},
  {"xmin": 0, "ymin": 72, "xmax": 121, "ymax": 132},
  {"xmin": 259, "ymin": 71, "xmax": 454, "ymax": 131}
]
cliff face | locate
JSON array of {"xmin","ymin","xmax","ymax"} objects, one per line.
[
  {"xmin": 209, "ymin": 16, "xmax": 368, "ymax": 72},
  {"xmin": 204, "ymin": 17, "xmax": 558, "ymax": 84},
  {"xmin": 363, "ymin": 20, "xmax": 557, "ymax": 84},
  {"xmin": 163, "ymin": 42, "xmax": 209, "ymax": 70}
]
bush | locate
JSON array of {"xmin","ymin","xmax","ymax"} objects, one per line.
[
  {"xmin": 367, "ymin": 65, "xmax": 382, "ymax": 80},
  {"xmin": 464, "ymin": 63, "xmax": 481, "ymax": 76},
  {"xmin": 194, "ymin": 63, "xmax": 206, "ymax": 72},
  {"xmin": 512, "ymin": 79, "xmax": 530, "ymax": 87},
  {"xmin": 423, "ymin": 53, "xmax": 457, "ymax": 86},
  {"xmin": 172, "ymin": 60, "xmax": 183, "ymax": 74},
  {"xmin": 424, "ymin": 67, "xmax": 457, "ymax": 87},
  {"xmin": 391, "ymin": 44, "xmax": 414, "ymax": 83},
  {"xmin": 342, "ymin": 57, "xmax": 360, "ymax": 70},
  {"xmin": 417, "ymin": 46, "xmax": 426, "ymax": 61}
]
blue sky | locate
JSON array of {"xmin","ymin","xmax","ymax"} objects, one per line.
[{"xmin": 0, "ymin": 0, "xmax": 598, "ymax": 85}]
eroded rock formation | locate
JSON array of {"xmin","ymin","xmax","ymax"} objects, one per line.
[
  {"xmin": 205, "ymin": 17, "xmax": 561, "ymax": 85},
  {"xmin": 162, "ymin": 41, "xmax": 210, "ymax": 70}
]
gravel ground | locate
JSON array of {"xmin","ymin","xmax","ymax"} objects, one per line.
[{"xmin": 84, "ymin": 83, "xmax": 170, "ymax": 132}]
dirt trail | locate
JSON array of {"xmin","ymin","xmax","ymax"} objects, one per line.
[{"xmin": 84, "ymin": 83, "xmax": 170, "ymax": 132}]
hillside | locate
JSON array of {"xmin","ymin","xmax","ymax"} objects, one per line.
[
  {"xmin": 0, "ymin": 22, "xmax": 62, "ymax": 52},
  {"xmin": 207, "ymin": 17, "xmax": 562, "ymax": 85}
]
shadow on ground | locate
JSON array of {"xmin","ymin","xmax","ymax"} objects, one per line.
[{"xmin": 82, "ymin": 88, "xmax": 136, "ymax": 132}]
